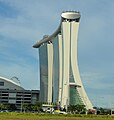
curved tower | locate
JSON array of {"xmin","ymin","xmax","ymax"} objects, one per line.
[{"xmin": 33, "ymin": 11, "xmax": 93, "ymax": 109}]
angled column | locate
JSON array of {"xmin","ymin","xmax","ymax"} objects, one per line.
[
  {"xmin": 47, "ymin": 43, "xmax": 53, "ymax": 103},
  {"xmin": 70, "ymin": 21, "xmax": 93, "ymax": 109},
  {"xmin": 61, "ymin": 22, "xmax": 70, "ymax": 108},
  {"xmin": 58, "ymin": 34, "xmax": 63, "ymax": 103},
  {"xmin": 33, "ymin": 11, "xmax": 93, "ymax": 110}
]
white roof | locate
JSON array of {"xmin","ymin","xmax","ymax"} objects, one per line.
[{"xmin": 0, "ymin": 76, "xmax": 22, "ymax": 87}]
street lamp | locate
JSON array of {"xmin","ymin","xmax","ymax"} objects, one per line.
[{"xmin": 21, "ymin": 96, "xmax": 23, "ymax": 112}]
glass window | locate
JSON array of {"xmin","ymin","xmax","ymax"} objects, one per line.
[
  {"xmin": 0, "ymin": 82, "xmax": 4, "ymax": 86},
  {"xmin": 39, "ymin": 43, "xmax": 48, "ymax": 102},
  {"xmin": 70, "ymin": 86, "xmax": 83, "ymax": 105},
  {"xmin": 53, "ymin": 36, "xmax": 59, "ymax": 103}
]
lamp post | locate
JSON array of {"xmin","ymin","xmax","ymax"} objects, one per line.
[{"xmin": 21, "ymin": 96, "xmax": 23, "ymax": 112}]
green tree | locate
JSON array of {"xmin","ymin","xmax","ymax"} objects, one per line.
[
  {"xmin": 68, "ymin": 104, "xmax": 86, "ymax": 114},
  {"xmin": 22, "ymin": 103, "xmax": 30, "ymax": 112},
  {"xmin": 0, "ymin": 104, "xmax": 4, "ymax": 110},
  {"xmin": 9, "ymin": 104, "xmax": 17, "ymax": 110},
  {"xmin": 34, "ymin": 101, "xmax": 42, "ymax": 112}
]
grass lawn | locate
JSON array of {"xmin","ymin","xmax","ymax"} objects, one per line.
[{"xmin": 0, "ymin": 112, "xmax": 114, "ymax": 120}]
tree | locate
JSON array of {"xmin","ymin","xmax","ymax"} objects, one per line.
[
  {"xmin": 22, "ymin": 103, "xmax": 30, "ymax": 112},
  {"xmin": 0, "ymin": 104, "xmax": 4, "ymax": 110},
  {"xmin": 8, "ymin": 104, "xmax": 17, "ymax": 111},
  {"xmin": 34, "ymin": 101, "xmax": 42, "ymax": 112},
  {"xmin": 68, "ymin": 104, "xmax": 86, "ymax": 114}
]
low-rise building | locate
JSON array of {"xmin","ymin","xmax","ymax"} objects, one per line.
[{"xmin": 0, "ymin": 76, "xmax": 39, "ymax": 110}]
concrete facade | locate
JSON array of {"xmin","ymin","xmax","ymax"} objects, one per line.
[{"xmin": 0, "ymin": 76, "xmax": 39, "ymax": 110}]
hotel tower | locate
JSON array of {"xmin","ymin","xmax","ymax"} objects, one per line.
[{"xmin": 33, "ymin": 11, "xmax": 93, "ymax": 110}]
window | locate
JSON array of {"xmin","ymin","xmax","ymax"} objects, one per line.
[{"xmin": 0, "ymin": 82, "xmax": 4, "ymax": 86}]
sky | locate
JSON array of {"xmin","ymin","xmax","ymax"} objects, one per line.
[{"xmin": 0, "ymin": 0, "xmax": 114, "ymax": 108}]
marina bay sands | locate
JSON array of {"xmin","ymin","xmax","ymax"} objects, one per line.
[{"xmin": 33, "ymin": 11, "xmax": 93, "ymax": 110}]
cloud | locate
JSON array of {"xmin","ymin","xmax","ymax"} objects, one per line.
[
  {"xmin": 81, "ymin": 71, "xmax": 114, "ymax": 107},
  {"xmin": 81, "ymin": 72, "xmax": 105, "ymax": 89},
  {"xmin": 0, "ymin": 0, "xmax": 114, "ymax": 107},
  {"xmin": 0, "ymin": 58, "xmax": 39, "ymax": 90}
]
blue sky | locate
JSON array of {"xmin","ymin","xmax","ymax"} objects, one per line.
[{"xmin": 0, "ymin": 0, "xmax": 114, "ymax": 108}]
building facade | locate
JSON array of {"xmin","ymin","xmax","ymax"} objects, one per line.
[
  {"xmin": 33, "ymin": 11, "xmax": 93, "ymax": 109},
  {"xmin": 0, "ymin": 76, "xmax": 39, "ymax": 110}
]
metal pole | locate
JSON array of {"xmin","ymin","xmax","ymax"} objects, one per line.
[{"xmin": 21, "ymin": 96, "xmax": 22, "ymax": 112}]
